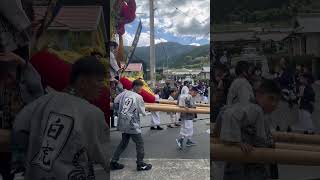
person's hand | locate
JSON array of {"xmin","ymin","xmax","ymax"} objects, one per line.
[
  {"xmin": 0, "ymin": 52, "xmax": 25, "ymax": 65},
  {"xmin": 240, "ymin": 143, "xmax": 254, "ymax": 153}
]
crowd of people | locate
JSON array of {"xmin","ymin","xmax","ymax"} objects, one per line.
[
  {"xmin": 212, "ymin": 57, "xmax": 317, "ymax": 180},
  {"xmin": 109, "ymin": 77, "xmax": 210, "ymax": 171}
]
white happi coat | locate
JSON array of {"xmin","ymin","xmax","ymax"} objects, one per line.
[{"xmin": 13, "ymin": 92, "xmax": 109, "ymax": 180}]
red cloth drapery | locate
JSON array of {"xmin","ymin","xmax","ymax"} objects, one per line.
[
  {"xmin": 120, "ymin": 77, "xmax": 155, "ymax": 103},
  {"xmin": 30, "ymin": 50, "xmax": 110, "ymax": 126},
  {"xmin": 116, "ymin": 0, "xmax": 136, "ymax": 35}
]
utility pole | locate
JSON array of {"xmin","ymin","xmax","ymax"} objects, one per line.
[{"xmin": 149, "ymin": 0, "xmax": 156, "ymax": 87}]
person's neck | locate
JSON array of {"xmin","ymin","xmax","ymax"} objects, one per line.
[
  {"xmin": 67, "ymin": 86, "xmax": 87, "ymax": 100},
  {"xmin": 132, "ymin": 88, "xmax": 138, "ymax": 93}
]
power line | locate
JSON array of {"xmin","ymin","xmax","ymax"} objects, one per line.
[{"xmin": 166, "ymin": 0, "xmax": 209, "ymax": 26}]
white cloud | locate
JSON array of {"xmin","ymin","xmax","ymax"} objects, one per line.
[
  {"xmin": 124, "ymin": 32, "xmax": 168, "ymax": 47},
  {"xmin": 135, "ymin": 0, "xmax": 210, "ymax": 41},
  {"xmin": 189, "ymin": 43, "xmax": 200, "ymax": 46}
]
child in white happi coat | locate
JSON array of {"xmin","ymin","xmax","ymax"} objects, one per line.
[
  {"xmin": 167, "ymin": 89, "xmax": 180, "ymax": 128},
  {"xmin": 151, "ymin": 89, "xmax": 163, "ymax": 130},
  {"xmin": 176, "ymin": 87, "xmax": 198, "ymax": 149}
]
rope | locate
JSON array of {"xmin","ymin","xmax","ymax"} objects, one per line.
[{"xmin": 110, "ymin": 117, "xmax": 210, "ymax": 132}]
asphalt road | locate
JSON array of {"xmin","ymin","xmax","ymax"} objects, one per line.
[{"xmin": 109, "ymin": 112, "xmax": 210, "ymax": 180}]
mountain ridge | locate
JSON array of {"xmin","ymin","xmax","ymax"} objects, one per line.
[{"xmin": 125, "ymin": 42, "xmax": 209, "ymax": 69}]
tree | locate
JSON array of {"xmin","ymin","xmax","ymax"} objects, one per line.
[{"xmin": 184, "ymin": 56, "xmax": 192, "ymax": 62}]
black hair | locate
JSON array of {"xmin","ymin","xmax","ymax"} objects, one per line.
[
  {"xmin": 91, "ymin": 51, "xmax": 103, "ymax": 57},
  {"xmin": 235, "ymin": 61, "xmax": 249, "ymax": 76},
  {"xmin": 170, "ymin": 89, "xmax": 177, "ymax": 94},
  {"xmin": 70, "ymin": 56, "xmax": 106, "ymax": 84},
  {"xmin": 190, "ymin": 86, "xmax": 199, "ymax": 93},
  {"xmin": 215, "ymin": 63, "xmax": 228, "ymax": 73},
  {"xmin": 132, "ymin": 79, "xmax": 144, "ymax": 89},
  {"xmin": 184, "ymin": 81, "xmax": 189, "ymax": 86},
  {"xmin": 109, "ymin": 41, "xmax": 118, "ymax": 48},
  {"xmin": 301, "ymin": 73, "xmax": 314, "ymax": 84},
  {"xmin": 154, "ymin": 88, "xmax": 160, "ymax": 94},
  {"xmin": 256, "ymin": 79, "xmax": 281, "ymax": 97}
]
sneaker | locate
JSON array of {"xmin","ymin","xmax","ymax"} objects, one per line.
[
  {"xmin": 156, "ymin": 126, "xmax": 164, "ymax": 130},
  {"xmin": 137, "ymin": 163, "xmax": 152, "ymax": 171},
  {"xmin": 150, "ymin": 127, "xmax": 156, "ymax": 130},
  {"xmin": 176, "ymin": 138, "xmax": 183, "ymax": 149},
  {"xmin": 167, "ymin": 125, "xmax": 175, "ymax": 128},
  {"xmin": 186, "ymin": 139, "xmax": 196, "ymax": 147},
  {"xmin": 110, "ymin": 162, "xmax": 124, "ymax": 170},
  {"xmin": 174, "ymin": 123, "xmax": 181, "ymax": 127}
]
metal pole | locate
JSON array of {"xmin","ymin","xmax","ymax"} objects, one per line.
[{"xmin": 149, "ymin": 0, "xmax": 155, "ymax": 87}]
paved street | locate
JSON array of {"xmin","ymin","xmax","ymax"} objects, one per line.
[{"xmin": 109, "ymin": 113, "xmax": 210, "ymax": 180}]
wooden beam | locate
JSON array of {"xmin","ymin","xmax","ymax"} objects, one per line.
[
  {"xmin": 276, "ymin": 142, "xmax": 320, "ymax": 152},
  {"xmin": 146, "ymin": 103, "xmax": 209, "ymax": 110},
  {"xmin": 211, "ymin": 126, "xmax": 320, "ymax": 145},
  {"xmin": 145, "ymin": 103, "xmax": 210, "ymax": 114},
  {"xmin": 273, "ymin": 132, "xmax": 320, "ymax": 144},
  {"xmin": 158, "ymin": 99, "xmax": 210, "ymax": 107},
  {"xmin": 212, "ymin": 143, "xmax": 320, "ymax": 165}
]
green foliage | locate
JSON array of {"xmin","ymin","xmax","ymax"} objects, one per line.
[{"xmin": 173, "ymin": 45, "xmax": 210, "ymax": 68}]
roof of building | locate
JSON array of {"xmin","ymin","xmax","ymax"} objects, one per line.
[
  {"xmin": 256, "ymin": 32, "xmax": 290, "ymax": 41},
  {"xmin": 212, "ymin": 31, "xmax": 257, "ymax": 42},
  {"xmin": 125, "ymin": 63, "xmax": 143, "ymax": 72},
  {"xmin": 34, "ymin": 6, "xmax": 104, "ymax": 31},
  {"xmin": 296, "ymin": 13, "xmax": 320, "ymax": 33}
]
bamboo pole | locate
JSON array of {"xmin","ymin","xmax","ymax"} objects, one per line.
[
  {"xmin": 275, "ymin": 142, "xmax": 320, "ymax": 152},
  {"xmin": 212, "ymin": 143, "xmax": 320, "ymax": 165},
  {"xmin": 158, "ymin": 99, "xmax": 210, "ymax": 107},
  {"xmin": 145, "ymin": 104, "xmax": 210, "ymax": 114},
  {"xmin": 211, "ymin": 126, "xmax": 320, "ymax": 145},
  {"xmin": 272, "ymin": 132, "xmax": 320, "ymax": 144},
  {"xmin": 146, "ymin": 103, "xmax": 209, "ymax": 110}
]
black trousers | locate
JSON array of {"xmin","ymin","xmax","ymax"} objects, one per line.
[
  {"xmin": 0, "ymin": 152, "xmax": 14, "ymax": 180},
  {"xmin": 112, "ymin": 133, "xmax": 144, "ymax": 165}
]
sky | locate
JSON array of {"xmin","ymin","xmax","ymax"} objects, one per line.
[{"xmin": 123, "ymin": 0, "xmax": 210, "ymax": 47}]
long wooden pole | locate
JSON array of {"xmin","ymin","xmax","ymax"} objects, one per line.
[
  {"xmin": 211, "ymin": 125, "xmax": 320, "ymax": 145},
  {"xmin": 158, "ymin": 99, "xmax": 210, "ymax": 107},
  {"xmin": 146, "ymin": 103, "xmax": 209, "ymax": 110},
  {"xmin": 145, "ymin": 104, "xmax": 210, "ymax": 114},
  {"xmin": 276, "ymin": 142, "xmax": 320, "ymax": 152},
  {"xmin": 212, "ymin": 143, "xmax": 320, "ymax": 165},
  {"xmin": 272, "ymin": 132, "xmax": 320, "ymax": 144}
]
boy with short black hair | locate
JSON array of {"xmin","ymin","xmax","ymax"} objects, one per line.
[
  {"xmin": 111, "ymin": 79, "xmax": 152, "ymax": 171},
  {"xmin": 215, "ymin": 79, "xmax": 281, "ymax": 180},
  {"xmin": 227, "ymin": 61, "xmax": 254, "ymax": 105},
  {"xmin": 12, "ymin": 56, "xmax": 110, "ymax": 179},
  {"xmin": 176, "ymin": 87, "xmax": 198, "ymax": 149}
]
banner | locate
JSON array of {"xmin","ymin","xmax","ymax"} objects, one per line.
[{"xmin": 125, "ymin": 20, "xmax": 142, "ymax": 70}]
